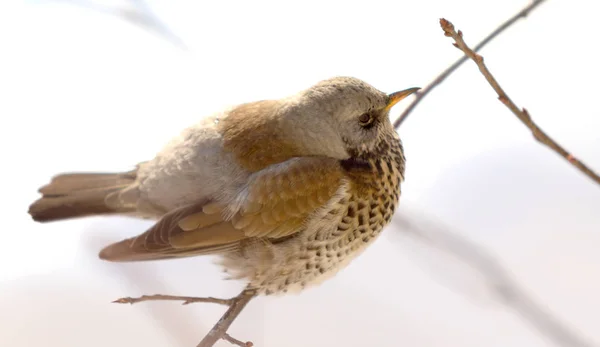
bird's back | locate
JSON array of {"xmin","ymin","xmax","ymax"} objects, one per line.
[{"xmin": 135, "ymin": 110, "xmax": 252, "ymax": 216}]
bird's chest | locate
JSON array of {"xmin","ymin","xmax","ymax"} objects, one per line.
[
  {"xmin": 284, "ymin": 157, "xmax": 402, "ymax": 289},
  {"xmin": 242, "ymin": 149, "xmax": 405, "ymax": 295},
  {"xmin": 310, "ymin": 157, "xmax": 401, "ymax": 254}
]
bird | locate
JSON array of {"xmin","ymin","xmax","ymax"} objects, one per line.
[{"xmin": 28, "ymin": 76, "xmax": 419, "ymax": 296}]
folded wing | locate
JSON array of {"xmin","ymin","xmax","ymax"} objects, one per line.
[{"xmin": 99, "ymin": 157, "xmax": 346, "ymax": 262}]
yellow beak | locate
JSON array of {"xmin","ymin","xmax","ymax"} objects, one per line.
[{"xmin": 385, "ymin": 87, "xmax": 420, "ymax": 111}]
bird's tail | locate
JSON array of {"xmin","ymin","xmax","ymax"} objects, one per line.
[{"xmin": 28, "ymin": 170, "xmax": 138, "ymax": 222}]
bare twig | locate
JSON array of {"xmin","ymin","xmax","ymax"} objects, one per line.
[
  {"xmin": 197, "ymin": 289, "xmax": 256, "ymax": 347},
  {"xmin": 113, "ymin": 294, "xmax": 233, "ymax": 306},
  {"xmin": 437, "ymin": 18, "xmax": 600, "ymax": 186},
  {"xmin": 223, "ymin": 333, "xmax": 254, "ymax": 347},
  {"xmin": 113, "ymin": 289, "xmax": 256, "ymax": 347},
  {"xmin": 393, "ymin": 0, "xmax": 547, "ymax": 128}
]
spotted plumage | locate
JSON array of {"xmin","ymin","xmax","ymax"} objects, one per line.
[{"xmin": 28, "ymin": 76, "xmax": 418, "ymax": 295}]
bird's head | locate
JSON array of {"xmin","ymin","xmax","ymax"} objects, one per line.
[{"xmin": 285, "ymin": 76, "xmax": 419, "ymax": 160}]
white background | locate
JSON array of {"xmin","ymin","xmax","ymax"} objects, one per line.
[{"xmin": 0, "ymin": 0, "xmax": 599, "ymax": 346}]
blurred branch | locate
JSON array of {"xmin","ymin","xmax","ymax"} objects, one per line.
[
  {"xmin": 392, "ymin": 213, "xmax": 596, "ymax": 347},
  {"xmin": 54, "ymin": 0, "xmax": 189, "ymax": 50},
  {"xmin": 393, "ymin": 0, "xmax": 547, "ymax": 128},
  {"xmin": 439, "ymin": 18, "xmax": 600, "ymax": 186},
  {"xmin": 114, "ymin": 289, "xmax": 256, "ymax": 347}
]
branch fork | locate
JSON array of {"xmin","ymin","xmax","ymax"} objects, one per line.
[{"xmin": 114, "ymin": 289, "xmax": 257, "ymax": 347}]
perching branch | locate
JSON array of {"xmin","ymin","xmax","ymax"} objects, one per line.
[
  {"xmin": 114, "ymin": 289, "xmax": 256, "ymax": 347},
  {"xmin": 438, "ymin": 18, "xmax": 600, "ymax": 186},
  {"xmin": 114, "ymin": 294, "xmax": 233, "ymax": 306},
  {"xmin": 393, "ymin": 0, "xmax": 547, "ymax": 128},
  {"xmin": 195, "ymin": 289, "xmax": 256, "ymax": 347}
]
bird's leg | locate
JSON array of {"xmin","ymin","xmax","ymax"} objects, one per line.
[
  {"xmin": 113, "ymin": 289, "xmax": 257, "ymax": 347},
  {"xmin": 113, "ymin": 294, "xmax": 233, "ymax": 306}
]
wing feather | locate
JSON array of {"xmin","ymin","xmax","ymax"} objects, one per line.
[{"xmin": 99, "ymin": 157, "xmax": 347, "ymax": 262}]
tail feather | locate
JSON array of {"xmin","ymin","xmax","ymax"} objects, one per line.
[
  {"xmin": 28, "ymin": 171, "xmax": 137, "ymax": 223},
  {"xmin": 38, "ymin": 173, "xmax": 135, "ymax": 195}
]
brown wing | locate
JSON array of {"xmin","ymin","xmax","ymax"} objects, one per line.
[{"xmin": 99, "ymin": 157, "xmax": 347, "ymax": 262}]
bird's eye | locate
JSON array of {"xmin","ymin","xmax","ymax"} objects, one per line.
[{"xmin": 358, "ymin": 113, "xmax": 372, "ymax": 126}]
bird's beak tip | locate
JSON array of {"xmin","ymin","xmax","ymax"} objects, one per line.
[{"xmin": 386, "ymin": 87, "xmax": 420, "ymax": 111}]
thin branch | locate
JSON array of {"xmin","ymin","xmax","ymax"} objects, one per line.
[
  {"xmin": 438, "ymin": 18, "xmax": 600, "ymax": 186},
  {"xmin": 393, "ymin": 0, "xmax": 547, "ymax": 128},
  {"xmin": 197, "ymin": 289, "xmax": 256, "ymax": 347},
  {"xmin": 113, "ymin": 289, "xmax": 256, "ymax": 347},
  {"xmin": 113, "ymin": 294, "xmax": 233, "ymax": 306},
  {"xmin": 223, "ymin": 333, "xmax": 254, "ymax": 347}
]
